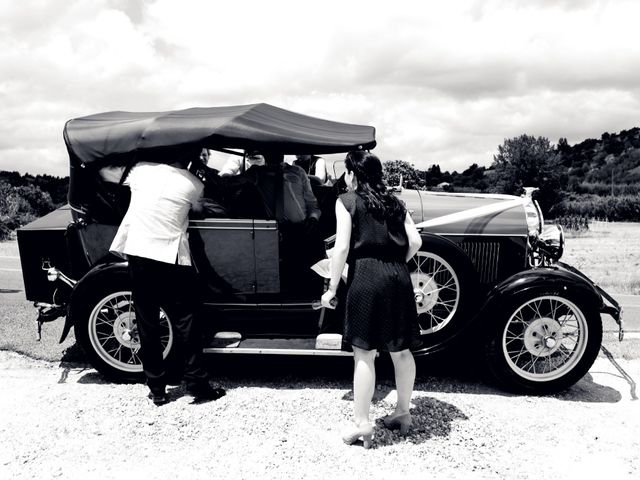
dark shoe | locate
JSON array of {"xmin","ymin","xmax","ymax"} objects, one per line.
[
  {"xmin": 147, "ymin": 390, "xmax": 169, "ymax": 406},
  {"xmin": 186, "ymin": 382, "xmax": 226, "ymax": 402},
  {"xmin": 382, "ymin": 412, "xmax": 412, "ymax": 434}
]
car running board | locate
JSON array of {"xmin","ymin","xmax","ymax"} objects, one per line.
[{"xmin": 202, "ymin": 333, "xmax": 353, "ymax": 356}]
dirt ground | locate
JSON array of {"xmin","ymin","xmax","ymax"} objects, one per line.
[{"xmin": 0, "ymin": 350, "xmax": 638, "ymax": 480}]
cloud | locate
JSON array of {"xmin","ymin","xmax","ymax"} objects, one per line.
[{"xmin": 1, "ymin": 0, "xmax": 640, "ymax": 177}]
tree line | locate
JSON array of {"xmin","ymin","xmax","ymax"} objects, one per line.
[
  {"xmin": 0, "ymin": 171, "xmax": 68, "ymax": 240},
  {"xmin": 383, "ymin": 127, "xmax": 640, "ymax": 221}
]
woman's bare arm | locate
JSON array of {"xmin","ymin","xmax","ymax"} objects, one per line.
[{"xmin": 404, "ymin": 211, "xmax": 422, "ymax": 262}]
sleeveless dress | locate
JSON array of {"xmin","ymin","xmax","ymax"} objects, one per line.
[{"xmin": 339, "ymin": 192, "xmax": 420, "ymax": 352}]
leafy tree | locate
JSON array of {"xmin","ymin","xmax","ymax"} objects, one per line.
[
  {"xmin": 491, "ymin": 134, "xmax": 567, "ymax": 213},
  {"xmin": 382, "ymin": 160, "xmax": 424, "ymax": 189},
  {"xmin": 0, "ymin": 181, "xmax": 54, "ymax": 240}
]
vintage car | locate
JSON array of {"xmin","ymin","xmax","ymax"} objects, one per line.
[{"xmin": 17, "ymin": 103, "xmax": 624, "ymax": 394}]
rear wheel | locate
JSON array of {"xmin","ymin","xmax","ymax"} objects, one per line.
[
  {"xmin": 72, "ymin": 270, "xmax": 174, "ymax": 382},
  {"xmin": 484, "ymin": 289, "xmax": 602, "ymax": 394}
]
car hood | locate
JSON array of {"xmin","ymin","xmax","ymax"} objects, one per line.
[{"xmin": 406, "ymin": 190, "xmax": 527, "ymax": 236}]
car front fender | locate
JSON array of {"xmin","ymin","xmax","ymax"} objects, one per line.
[
  {"xmin": 59, "ymin": 261, "xmax": 129, "ymax": 343},
  {"xmin": 478, "ymin": 263, "xmax": 605, "ymax": 323}
]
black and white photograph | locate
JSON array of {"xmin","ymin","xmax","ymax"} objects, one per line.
[{"xmin": 1, "ymin": 1, "xmax": 639, "ymax": 478}]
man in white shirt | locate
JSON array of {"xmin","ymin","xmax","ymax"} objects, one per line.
[{"xmin": 110, "ymin": 149, "xmax": 225, "ymax": 405}]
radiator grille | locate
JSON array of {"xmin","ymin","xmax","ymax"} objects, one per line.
[{"xmin": 460, "ymin": 241, "xmax": 500, "ymax": 284}]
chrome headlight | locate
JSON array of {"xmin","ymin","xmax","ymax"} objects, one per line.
[
  {"xmin": 522, "ymin": 189, "xmax": 543, "ymax": 237},
  {"xmin": 537, "ymin": 224, "xmax": 565, "ymax": 262}
]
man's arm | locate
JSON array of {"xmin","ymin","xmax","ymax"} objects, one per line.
[
  {"xmin": 191, "ymin": 181, "xmax": 205, "ymax": 214},
  {"xmin": 299, "ymin": 168, "xmax": 321, "ymax": 220}
]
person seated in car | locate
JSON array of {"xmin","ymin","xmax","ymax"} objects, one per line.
[
  {"xmin": 245, "ymin": 152, "xmax": 324, "ymax": 294},
  {"xmin": 294, "ymin": 154, "xmax": 328, "ymax": 184}
]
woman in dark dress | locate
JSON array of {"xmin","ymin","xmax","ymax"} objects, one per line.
[{"xmin": 321, "ymin": 151, "xmax": 422, "ymax": 448}]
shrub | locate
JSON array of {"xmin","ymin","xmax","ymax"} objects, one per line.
[
  {"xmin": 550, "ymin": 194, "xmax": 640, "ymax": 222},
  {"xmin": 0, "ymin": 180, "xmax": 54, "ymax": 240}
]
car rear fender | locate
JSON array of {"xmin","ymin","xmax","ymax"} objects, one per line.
[
  {"xmin": 477, "ymin": 264, "xmax": 604, "ymax": 325},
  {"xmin": 59, "ymin": 261, "xmax": 129, "ymax": 343}
]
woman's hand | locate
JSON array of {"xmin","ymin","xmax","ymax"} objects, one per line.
[{"xmin": 321, "ymin": 289, "xmax": 338, "ymax": 309}]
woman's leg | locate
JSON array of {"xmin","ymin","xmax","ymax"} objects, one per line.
[
  {"xmin": 389, "ymin": 349, "xmax": 416, "ymax": 415},
  {"xmin": 352, "ymin": 346, "xmax": 377, "ymax": 425}
]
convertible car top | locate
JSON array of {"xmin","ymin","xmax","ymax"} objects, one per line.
[
  {"xmin": 63, "ymin": 103, "xmax": 377, "ymax": 166},
  {"xmin": 64, "ymin": 103, "xmax": 376, "ymax": 218}
]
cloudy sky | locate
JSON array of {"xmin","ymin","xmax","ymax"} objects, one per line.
[{"xmin": 2, "ymin": 0, "xmax": 639, "ymax": 177}]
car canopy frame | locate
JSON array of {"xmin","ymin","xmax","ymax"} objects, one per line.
[
  {"xmin": 64, "ymin": 103, "xmax": 376, "ymax": 166},
  {"xmin": 64, "ymin": 103, "xmax": 376, "ymax": 219}
]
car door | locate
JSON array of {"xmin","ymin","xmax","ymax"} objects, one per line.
[{"xmin": 188, "ymin": 218, "xmax": 279, "ymax": 296}]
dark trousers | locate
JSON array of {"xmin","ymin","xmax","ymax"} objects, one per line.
[{"xmin": 128, "ymin": 255, "xmax": 209, "ymax": 393}]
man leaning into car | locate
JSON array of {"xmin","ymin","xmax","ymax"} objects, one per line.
[{"xmin": 109, "ymin": 147, "xmax": 225, "ymax": 406}]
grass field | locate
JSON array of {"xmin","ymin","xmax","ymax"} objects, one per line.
[{"xmin": 562, "ymin": 221, "xmax": 640, "ymax": 295}]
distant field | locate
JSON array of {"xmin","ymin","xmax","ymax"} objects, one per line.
[{"xmin": 562, "ymin": 221, "xmax": 640, "ymax": 295}]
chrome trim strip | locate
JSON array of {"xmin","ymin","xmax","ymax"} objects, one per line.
[
  {"xmin": 424, "ymin": 233, "xmax": 527, "ymax": 237},
  {"xmin": 189, "ymin": 226, "xmax": 253, "ymax": 230},
  {"xmin": 203, "ymin": 302, "xmax": 314, "ymax": 308},
  {"xmin": 190, "ymin": 219, "xmax": 253, "ymax": 224},
  {"xmin": 202, "ymin": 347, "xmax": 353, "ymax": 356},
  {"xmin": 420, "ymin": 191, "xmax": 518, "ymax": 200}
]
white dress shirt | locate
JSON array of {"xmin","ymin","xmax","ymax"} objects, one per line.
[{"xmin": 110, "ymin": 162, "xmax": 203, "ymax": 265}]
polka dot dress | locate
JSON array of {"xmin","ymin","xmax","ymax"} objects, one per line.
[{"xmin": 340, "ymin": 192, "xmax": 420, "ymax": 352}]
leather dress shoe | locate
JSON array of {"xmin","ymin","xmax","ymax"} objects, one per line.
[
  {"xmin": 186, "ymin": 383, "xmax": 226, "ymax": 402},
  {"xmin": 147, "ymin": 390, "xmax": 169, "ymax": 406}
]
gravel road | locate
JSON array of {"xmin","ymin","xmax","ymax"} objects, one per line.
[{"xmin": 1, "ymin": 349, "xmax": 639, "ymax": 480}]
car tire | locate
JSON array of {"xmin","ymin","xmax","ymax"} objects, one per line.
[
  {"xmin": 72, "ymin": 269, "xmax": 174, "ymax": 383},
  {"xmin": 483, "ymin": 287, "xmax": 602, "ymax": 394},
  {"xmin": 409, "ymin": 239, "xmax": 479, "ymax": 351}
]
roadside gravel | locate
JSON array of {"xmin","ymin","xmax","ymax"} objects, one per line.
[{"xmin": 1, "ymin": 350, "xmax": 639, "ymax": 480}]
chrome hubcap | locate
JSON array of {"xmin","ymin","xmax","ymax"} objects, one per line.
[
  {"xmin": 523, "ymin": 317, "xmax": 562, "ymax": 356},
  {"xmin": 109, "ymin": 311, "xmax": 139, "ymax": 349}
]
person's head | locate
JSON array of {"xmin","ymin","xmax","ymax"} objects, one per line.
[
  {"xmin": 246, "ymin": 150, "xmax": 265, "ymax": 167},
  {"xmin": 173, "ymin": 146, "xmax": 202, "ymax": 169},
  {"xmin": 295, "ymin": 154, "xmax": 311, "ymax": 162},
  {"xmin": 344, "ymin": 150, "xmax": 384, "ymax": 192},
  {"xmin": 344, "ymin": 150, "xmax": 404, "ymax": 222},
  {"xmin": 199, "ymin": 148, "xmax": 211, "ymax": 165},
  {"xmin": 263, "ymin": 152, "xmax": 284, "ymax": 166}
]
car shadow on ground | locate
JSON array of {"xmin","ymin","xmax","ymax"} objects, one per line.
[
  {"xmin": 61, "ymin": 346, "xmax": 625, "ymax": 404},
  {"xmin": 339, "ymin": 389, "xmax": 469, "ymax": 448}
]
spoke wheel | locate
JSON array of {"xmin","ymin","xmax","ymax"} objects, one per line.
[
  {"xmin": 484, "ymin": 287, "xmax": 602, "ymax": 394},
  {"xmin": 410, "ymin": 252, "xmax": 460, "ymax": 334},
  {"xmin": 88, "ymin": 291, "xmax": 173, "ymax": 374},
  {"xmin": 72, "ymin": 269, "xmax": 176, "ymax": 382},
  {"xmin": 502, "ymin": 296, "xmax": 587, "ymax": 382}
]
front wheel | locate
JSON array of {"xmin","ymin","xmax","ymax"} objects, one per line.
[
  {"xmin": 72, "ymin": 270, "xmax": 174, "ymax": 382},
  {"xmin": 409, "ymin": 242, "xmax": 479, "ymax": 350},
  {"xmin": 484, "ymin": 289, "xmax": 602, "ymax": 394}
]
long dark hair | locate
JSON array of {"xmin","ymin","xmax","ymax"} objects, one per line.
[{"xmin": 345, "ymin": 150, "xmax": 406, "ymax": 223}]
